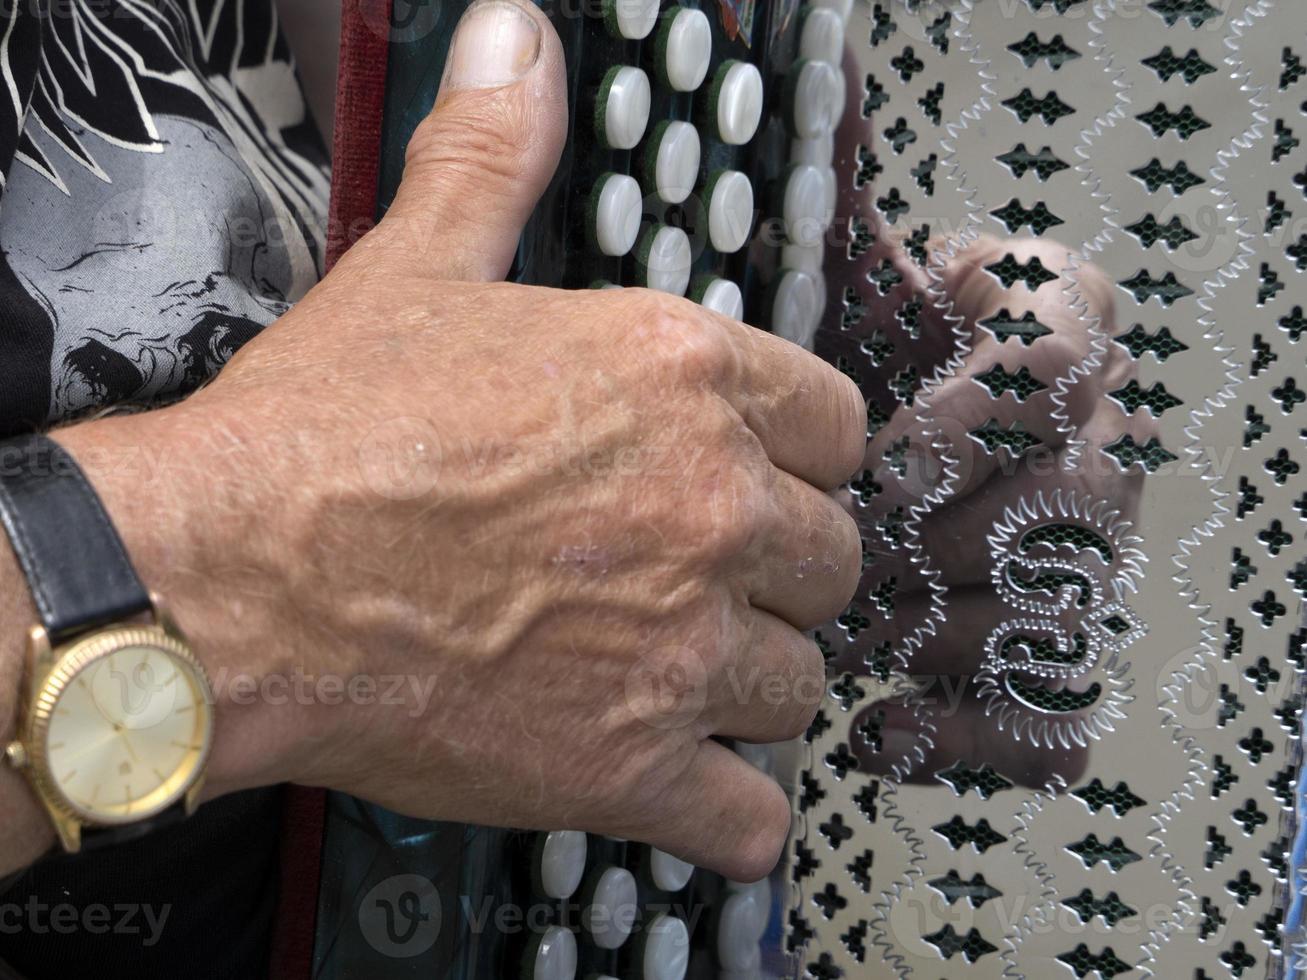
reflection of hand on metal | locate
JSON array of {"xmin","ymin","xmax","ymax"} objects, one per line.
[{"xmin": 822, "ymin": 233, "xmax": 1150, "ymax": 790}]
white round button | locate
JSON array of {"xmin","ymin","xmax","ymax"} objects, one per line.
[
  {"xmin": 699, "ymin": 277, "xmax": 744, "ymax": 320},
  {"xmin": 533, "ymin": 926, "xmax": 578, "ymax": 980},
  {"xmin": 663, "ymin": 8, "xmax": 712, "ymax": 92},
  {"xmin": 783, "ymin": 164, "xmax": 829, "ymax": 247},
  {"xmin": 643, "ymin": 914, "xmax": 691, "ymax": 980},
  {"xmin": 816, "ymin": 165, "xmax": 837, "ymax": 231},
  {"xmin": 602, "ymin": 66, "xmax": 651, "ymax": 150},
  {"xmin": 584, "ymin": 866, "xmax": 639, "ymax": 950},
  {"xmin": 608, "ymin": 0, "xmax": 659, "ymax": 39},
  {"xmin": 539, "ymin": 831, "xmax": 587, "ymax": 900},
  {"xmin": 810, "ymin": 0, "xmax": 853, "ymax": 24},
  {"xmin": 651, "ymin": 121, "xmax": 701, "ymax": 204},
  {"xmin": 650, "ymin": 848, "xmax": 696, "ymax": 892},
  {"xmin": 717, "ymin": 889, "xmax": 768, "ymax": 970},
  {"xmin": 773, "ymin": 268, "xmax": 823, "ymax": 348},
  {"xmin": 800, "ymin": 6, "xmax": 846, "ymax": 65},
  {"xmin": 714, "ymin": 61, "xmax": 764, "ymax": 145},
  {"xmin": 642, "ymin": 225, "xmax": 693, "ymax": 295},
  {"xmin": 594, "ymin": 174, "xmax": 643, "ymax": 257},
  {"xmin": 708, "ymin": 170, "xmax": 754, "ymax": 253},
  {"xmin": 789, "ymin": 59, "xmax": 843, "ymax": 139}
]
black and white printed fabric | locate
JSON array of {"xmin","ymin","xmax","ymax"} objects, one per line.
[{"xmin": 0, "ymin": 0, "xmax": 330, "ymax": 434}]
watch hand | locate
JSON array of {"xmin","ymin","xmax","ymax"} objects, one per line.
[
  {"xmin": 79, "ymin": 677, "xmax": 115, "ymax": 725},
  {"xmin": 115, "ymin": 727, "xmax": 140, "ymax": 764},
  {"xmin": 51, "ymin": 727, "xmax": 124, "ymax": 770}
]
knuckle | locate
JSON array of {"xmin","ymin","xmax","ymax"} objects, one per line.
[
  {"xmin": 407, "ymin": 95, "xmax": 532, "ymax": 188},
  {"xmin": 625, "ymin": 290, "xmax": 733, "ymax": 386},
  {"xmin": 686, "ymin": 464, "xmax": 765, "ymax": 566}
]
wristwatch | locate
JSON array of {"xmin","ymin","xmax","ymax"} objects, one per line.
[{"xmin": 0, "ymin": 434, "xmax": 214, "ymax": 852}]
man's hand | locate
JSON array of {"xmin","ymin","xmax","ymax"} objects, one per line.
[{"xmin": 45, "ymin": 0, "xmax": 864, "ymax": 883}]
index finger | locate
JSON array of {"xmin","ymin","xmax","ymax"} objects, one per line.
[{"xmin": 715, "ymin": 313, "xmax": 868, "ymax": 491}]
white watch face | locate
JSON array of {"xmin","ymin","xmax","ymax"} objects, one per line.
[{"xmin": 42, "ymin": 643, "xmax": 210, "ymax": 823}]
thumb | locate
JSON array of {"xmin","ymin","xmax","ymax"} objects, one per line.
[{"xmin": 377, "ymin": 0, "xmax": 567, "ymax": 282}]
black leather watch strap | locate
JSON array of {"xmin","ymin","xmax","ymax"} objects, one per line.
[
  {"xmin": 79, "ymin": 802, "xmax": 189, "ymax": 851},
  {"xmin": 0, "ymin": 433, "xmax": 152, "ymax": 641}
]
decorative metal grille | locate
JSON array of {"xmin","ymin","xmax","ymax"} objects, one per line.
[{"xmin": 792, "ymin": 2, "xmax": 1307, "ymax": 978}]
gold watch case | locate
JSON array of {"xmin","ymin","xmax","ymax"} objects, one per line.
[{"xmin": 4, "ymin": 595, "xmax": 214, "ymax": 852}]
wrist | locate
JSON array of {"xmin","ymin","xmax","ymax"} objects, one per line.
[
  {"xmin": 0, "ymin": 533, "xmax": 55, "ymax": 872},
  {"xmin": 49, "ymin": 403, "xmax": 323, "ymax": 802}
]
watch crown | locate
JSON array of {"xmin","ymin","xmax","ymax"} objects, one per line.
[{"xmin": 5, "ymin": 741, "xmax": 28, "ymax": 769}]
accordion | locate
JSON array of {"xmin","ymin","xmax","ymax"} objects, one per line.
[{"xmin": 313, "ymin": 1, "xmax": 1307, "ymax": 978}]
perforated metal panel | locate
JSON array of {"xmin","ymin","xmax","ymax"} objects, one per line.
[{"xmin": 790, "ymin": 2, "xmax": 1307, "ymax": 977}]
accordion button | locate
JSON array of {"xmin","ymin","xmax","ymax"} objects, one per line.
[
  {"xmin": 789, "ymin": 59, "xmax": 843, "ymax": 139},
  {"xmin": 713, "ymin": 60, "xmax": 764, "ymax": 145},
  {"xmin": 816, "ymin": 165, "xmax": 837, "ymax": 228},
  {"xmin": 699, "ymin": 277, "xmax": 745, "ymax": 320},
  {"xmin": 584, "ymin": 866, "xmax": 639, "ymax": 949},
  {"xmin": 773, "ymin": 268, "xmax": 823, "ymax": 348},
  {"xmin": 532, "ymin": 925, "xmax": 578, "ymax": 980},
  {"xmin": 642, "ymin": 914, "xmax": 691, "ymax": 980},
  {"xmin": 606, "ymin": 0, "xmax": 659, "ymax": 40},
  {"xmin": 651, "ymin": 120, "xmax": 701, "ymax": 204},
  {"xmin": 663, "ymin": 8, "xmax": 712, "ymax": 92},
  {"xmin": 641, "ymin": 225, "xmax": 693, "ymax": 296},
  {"xmin": 594, "ymin": 174, "xmax": 643, "ymax": 257},
  {"xmin": 539, "ymin": 830, "xmax": 588, "ymax": 900},
  {"xmin": 800, "ymin": 5, "xmax": 846, "ymax": 65},
  {"xmin": 708, "ymin": 170, "xmax": 755, "ymax": 253},
  {"xmin": 650, "ymin": 847, "xmax": 696, "ymax": 892},
  {"xmin": 717, "ymin": 886, "xmax": 769, "ymax": 970},
  {"xmin": 601, "ymin": 66, "xmax": 652, "ymax": 150},
  {"xmin": 783, "ymin": 164, "xmax": 830, "ymax": 247},
  {"xmin": 809, "ymin": 0, "xmax": 854, "ymax": 25}
]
